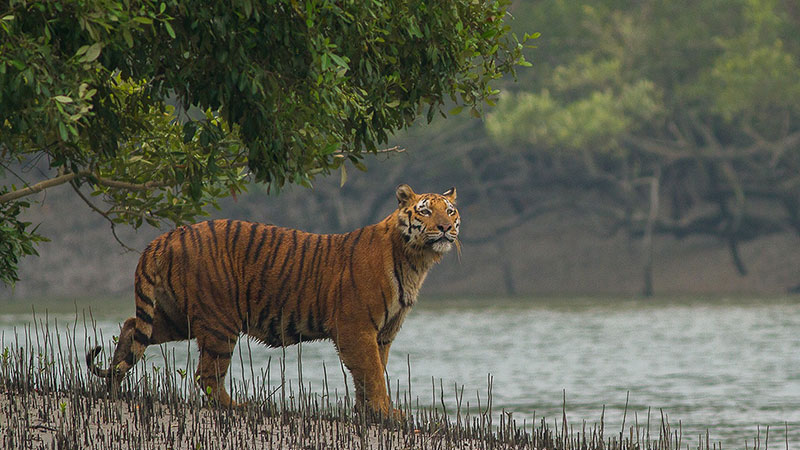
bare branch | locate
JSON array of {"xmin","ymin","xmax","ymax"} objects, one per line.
[
  {"xmin": 625, "ymin": 135, "xmax": 773, "ymax": 162},
  {"xmin": 623, "ymin": 135, "xmax": 694, "ymax": 161},
  {"xmin": 375, "ymin": 146, "xmax": 406, "ymax": 154},
  {"xmin": 0, "ymin": 171, "xmax": 83, "ymax": 203},
  {"xmin": 461, "ymin": 199, "xmax": 566, "ymax": 244},
  {"xmin": 0, "ymin": 168, "xmax": 182, "ymax": 203},
  {"xmin": 69, "ymin": 181, "xmax": 139, "ymax": 254},
  {"xmin": 334, "ymin": 146, "xmax": 406, "ymax": 155},
  {"xmin": 667, "ymin": 121, "xmax": 690, "ymax": 147},
  {"xmin": 0, "ymin": 161, "xmax": 34, "ymax": 190},
  {"xmin": 742, "ymin": 123, "xmax": 767, "ymax": 145},
  {"xmin": 92, "ymin": 177, "xmax": 170, "ymax": 191},
  {"xmin": 693, "ymin": 120, "xmax": 722, "ymax": 152}
]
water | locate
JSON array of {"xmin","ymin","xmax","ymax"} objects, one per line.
[{"xmin": 2, "ymin": 296, "xmax": 799, "ymax": 447}]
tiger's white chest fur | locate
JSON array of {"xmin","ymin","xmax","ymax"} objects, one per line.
[
  {"xmin": 387, "ymin": 265, "xmax": 426, "ymax": 313},
  {"xmin": 378, "ymin": 258, "xmax": 431, "ymax": 341}
]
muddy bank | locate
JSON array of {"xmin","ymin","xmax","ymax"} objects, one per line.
[
  {"xmin": 0, "ymin": 317, "xmax": 771, "ymax": 450},
  {"xmin": 0, "ymin": 388, "xmax": 441, "ymax": 450}
]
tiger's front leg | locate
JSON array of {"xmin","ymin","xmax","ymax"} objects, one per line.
[
  {"xmin": 335, "ymin": 331, "xmax": 392, "ymax": 418},
  {"xmin": 378, "ymin": 340, "xmax": 392, "ymax": 370},
  {"xmin": 377, "ymin": 339, "xmax": 407, "ymax": 420}
]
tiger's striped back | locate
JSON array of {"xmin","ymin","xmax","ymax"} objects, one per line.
[{"xmin": 140, "ymin": 220, "xmax": 400, "ymax": 345}]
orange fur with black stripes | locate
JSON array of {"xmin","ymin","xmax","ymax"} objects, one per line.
[{"xmin": 86, "ymin": 184, "xmax": 460, "ymax": 416}]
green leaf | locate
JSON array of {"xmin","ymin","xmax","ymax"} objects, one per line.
[
  {"xmin": 123, "ymin": 29, "xmax": 134, "ymax": 47},
  {"xmin": 408, "ymin": 20, "xmax": 423, "ymax": 38},
  {"xmin": 53, "ymin": 95, "xmax": 73, "ymax": 103},
  {"xmin": 183, "ymin": 122, "xmax": 197, "ymax": 144},
  {"xmin": 164, "ymin": 21, "xmax": 176, "ymax": 39},
  {"xmin": 79, "ymin": 43, "xmax": 102, "ymax": 63},
  {"xmin": 339, "ymin": 164, "xmax": 347, "ymax": 187},
  {"xmin": 57, "ymin": 122, "xmax": 68, "ymax": 141},
  {"xmin": 243, "ymin": 0, "xmax": 252, "ymax": 18},
  {"xmin": 322, "ymin": 142, "xmax": 339, "ymax": 155},
  {"xmin": 320, "ymin": 53, "xmax": 329, "ymax": 71},
  {"xmin": 329, "ymin": 53, "xmax": 348, "ymax": 69}
]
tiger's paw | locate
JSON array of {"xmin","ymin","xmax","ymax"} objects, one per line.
[
  {"xmin": 390, "ymin": 407, "xmax": 407, "ymax": 422},
  {"xmin": 231, "ymin": 400, "xmax": 248, "ymax": 409},
  {"xmin": 363, "ymin": 406, "xmax": 407, "ymax": 425}
]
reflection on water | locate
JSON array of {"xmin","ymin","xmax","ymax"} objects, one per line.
[{"xmin": 2, "ymin": 296, "xmax": 799, "ymax": 447}]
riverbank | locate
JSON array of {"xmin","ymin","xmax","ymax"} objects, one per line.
[
  {"xmin": 0, "ymin": 330, "xmax": 548, "ymax": 450},
  {"xmin": 0, "ymin": 353, "xmax": 712, "ymax": 450},
  {"xmin": 1, "ymin": 387, "xmax": 450, "ymax": 449},
  {"xmin": 1, "ymin": 306, "xmax": 789, "ymax": 449},
  {"xmin": 0, "ymin": 384, "xmax": 706, "ymax": 450}
]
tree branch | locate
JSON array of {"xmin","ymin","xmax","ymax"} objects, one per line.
[
  {"xmin": 0, "ymin": 171, "xmax": 83, "ymax": 203},
  {"xmin": 626, "ymin": 129, "xmax": 800, "ymax": 165},
  {"xmin": 91, "ymin": 177, "xmax": 170, "ymax": 191},
  {"xmin": 334, "ymin": 145, "xmax": 406, "ymax": 156},
  {"xmin": 0, "ymin": 161, "xmax": 34, "ymax": 190},
  {"xmin": 0, "ymin": 169, "xmax": 178, "ymax": 204},
  {"xmin": 373, "ymin": 145, "xmax": 406, "ymax": 154},
  {"xmin": 0, "ymin": 150, "xmax": 406, "ymax": 205},
  {"xmin": 461, "ymin": 199, "xmax": 567, "ymax": 244},
  {"xmin": 69, "ymin": 181, "xmax": 139, "ymax": 253}
]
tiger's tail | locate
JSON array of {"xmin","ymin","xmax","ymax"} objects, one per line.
[
  {"xmin": 116, "ymin": 261, "xmax": 159, "ymax": 376},
  {"xmin": 85, "ymin": 345, "xmax": 112, "ymax": 378},
  {"xmin": 86, "ymin": 254, "xmax": 160, "ymax": 381}
]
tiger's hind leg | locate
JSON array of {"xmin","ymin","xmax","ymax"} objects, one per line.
[
  {"xmin": 104, "ymin": 317, "xmax": 137, "ymax": 393},
  {"xmin": 149, "ymin": 295, "xmax": 191, "ymax": 344},
  {"xmin": 102, "ymin": 295, "xmax": 190, "ymax": 392},
  {"xmin": 195, "ymin": 328, "xmax": 240, "ymax": 407},
  {"xmin": 107, "ymin": 274, "xmax": 161, "ymax": 386}
]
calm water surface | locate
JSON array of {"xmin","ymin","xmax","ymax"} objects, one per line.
[{"xmin": 2, "ymin": 296, "xmax": 799, "ymax": 447}]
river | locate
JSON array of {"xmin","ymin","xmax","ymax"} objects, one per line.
[{"xmin": 2, "ymin": 296, "xmax": 799, "ymax": 447}]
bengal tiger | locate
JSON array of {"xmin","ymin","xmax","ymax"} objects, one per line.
[{"xmin": 86, "ymin": 184, "xmax": 460, "ymax": 417}]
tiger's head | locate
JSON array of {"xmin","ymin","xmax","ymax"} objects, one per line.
[{"xmin": 395, "ymin": 184, "xmax": 460, "ymax": 254}]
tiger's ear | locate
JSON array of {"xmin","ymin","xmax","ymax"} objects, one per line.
[
  {"xmin": 443, "ymin": 187, "xmax": 457, "ymax": 203},
  {"xmin": 395, "ymin": 184, "xmax": 417, "ymax": 207}
]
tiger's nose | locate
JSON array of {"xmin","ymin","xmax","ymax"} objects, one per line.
[{"xmin": 437, "ymin": 223, "xmax": 452, "ymax": 233}]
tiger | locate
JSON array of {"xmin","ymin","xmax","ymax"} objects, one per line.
[{"xmin": 86, "ymin": 184, "xmax": 460, "ymax": 417}]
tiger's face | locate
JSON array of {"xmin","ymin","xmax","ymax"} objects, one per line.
[{"xmin": 395, "ymin": 184, "xmax": 460, "ymax": 253}]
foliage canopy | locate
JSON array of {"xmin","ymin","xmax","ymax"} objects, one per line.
[
  {"xmin": 484, "ymin": 0, "xmax": 800, "ymax": 293},
  {"xmin": 0, "ymin": 0, "xmax": 530, "ymax": 285}
]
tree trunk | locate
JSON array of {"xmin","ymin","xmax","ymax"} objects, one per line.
[{"xmin": 642, "ymin": 172, "xmax": 660, "ymax": 297}]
